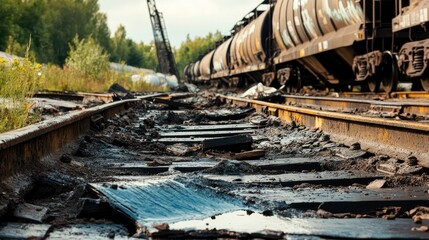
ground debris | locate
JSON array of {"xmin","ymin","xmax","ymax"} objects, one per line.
[
  {"xmin": 159, "ymin": 111, "xmax": 187, "ymax": 125},
  {"xmin": 146, "ymin": 158, "xmax": 173, "ymax": 166},
  {"xmin": 171, "ymin": 144, "xmax": 201, "ymax": 156},
  {"xmin": 366, "ymin": 179, "xmax": 387, "ymax": 189},
  {"xmin": 409, "ymin": 206, "xmax": 429, "ymax": 224},
  {"xmin": 241, "ymin": 83, "xmax": 278, "ymax": 99},
  {"xmin": 108, "ymin": 83, "xmax": 134, "ymax": 100},
  {"xmin": 166, "ymin": 144, "xmax": 193, "ymax": 156},
  {"xmin": 13, "ymin": 203, "xmax": 48, "ymax": 223},
  {"xmin": 317, "ymin": 209, "xmax": 355, "ymax": 219},
  {"xmin": 231, "ymin": 150, "xmax": 266, "ymax": 160},
  {"xmin": 77, "ymin": 198, "xmax": 112, "ymax": 218},
  {"xmin": 60, "ymin": 154, "xmax": 72, "ymax": 164},
  {"xmin": 203, "ymin": 160, "xmax": 260, "ymax": 175},
  {"xmin": 332, "ymin": 147, "xmax": 368, "ymax": 160},
  {"xmin": 412, "ymin": 225, "xmax": 429, "ymax": 232},
  {"xmin": 90, "ymin": 114, "xmax": 105, "ymax": 131},
  {"xmin": 377, "ymin": 158, "xmax": 423, "ymax": 175},
  {"xmin": 202, "ymin": 107, "xmax": 255, "ymax": 121},
  {"xmin": 0, "ymin": 222, "xmax": 51, "ymax": 239},
  {"xmin": 377, "ymin": 163, "xmax": 398, "ymax": 175},
  {"xmin": 154, "ymin": 98, "xmax": 195, "ymax": 109},
  {"xmin": 377, "ymin": 206, "xmax": 402, "ymax": 219},
  {"xmin": 47, "ymin": 223, "xmax": 129, "ymax": 239},
  {"xmin": 153, "ymin": 223, "xmax": 170, "ymax": 231},
  {"xmin": 202, "ymin": 134, "xmax": 253, "ymax": 151}
]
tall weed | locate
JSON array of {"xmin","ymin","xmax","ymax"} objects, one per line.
[
  {"xmin": 39, "ymin": 36, "xmax": 167, "ymax": 93},
  {"xmin": 0, "ymin": 57, "xmax": 41, "ymax": 133}
]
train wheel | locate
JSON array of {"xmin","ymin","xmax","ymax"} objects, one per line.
[
  {"xmin": 278, "ymin": 76, "xmax": 287, "ymax": 86},
  {"xmin": 229, "ymin": 78, "xmax": 239, "ymax": 88},
  {"xmin": 211, "ymin": 80, "xmax": 219, "ymax": 88},
  {"xmin": 367, "ymin": 77, "xmax": 380, "ymax": 92},
  {"xmin": 420, "ymin": 78, "xmax": 429, "ymax": 92},
  {"xmin": 285, "ymin": 77, "xmax": 302, "ymax": 93},
  {"xmin": 263, "ymin": 77, "xmax": 274, "ymax": 87},
  {"xmin": 381, "ymin": 51, "xmax": 398, "ymax": 93}
]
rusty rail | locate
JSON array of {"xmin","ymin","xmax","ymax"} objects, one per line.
[
  {"xmin": 0, "ymin": 100, "xmax": 137, "ymax": 180},
  {"xmin": 282, "ymin": 95, "xmax": 429, "ymax": 117},
  {"xmin": 34, "ymin": 92, "xmax": 116, "ymax": 103},
  {"xmin": 339, "ymin": 91, "xmax": 429, "ymax": 100},
  {"xmin": 220, "ymin": 95, "xmax": 429, "ymax": 168}
]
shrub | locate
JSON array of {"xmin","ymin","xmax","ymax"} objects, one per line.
[
  {"xmin": 39, "ymin": 36, "xmax": 167, "ymax": 93},
  {"xmin": 0, "ymin": 57, "xmax": 41, "ymax": 133},
  {"xmin": 65, "ymin": 36, "xmax": 110, "ymax": 80}
]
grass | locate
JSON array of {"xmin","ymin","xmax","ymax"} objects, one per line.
[
  {"xmin": 39, "ymin": 64, "xmax": 168, "ymax": 93},
  {"xmin": 0, "ymin": 57, "xmax": 41, "ymax": 133},
  {"xmin": 0, "ymin": 57, "xmax": 167, "ymax": 134},
  {"xmin": 1, "ymin": 35, "xmax": 167, "ymax": 133}
]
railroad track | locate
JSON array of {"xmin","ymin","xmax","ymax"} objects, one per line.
[
  {"xmin": 221, "ymin": 94, "xmax": 429, "ymax": 167},
  {"xmin": 339, "ymin": 91, "xmax": 429, "ymax": 100},
  {"xmin": 280, "ymin": 94, "xmax": 429, "ymax": 117},
  {"xmin": 0, "ymin": 91, "xmax": 428, "ymax": 239}
]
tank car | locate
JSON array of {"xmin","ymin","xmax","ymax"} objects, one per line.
[
  {"xmin": 393, "ymin": 0, "xmax": 429, "ymax": 91},
  {"xmin": 186, "ymin": 0, "xmax": 429, "ymax": 93},
  {"xmin": 272, "ymin": 0, "xmax": 405, "ymax": 92}
]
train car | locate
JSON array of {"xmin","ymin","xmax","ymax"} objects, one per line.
[
  {"xmin": 192, "ymin": 60, "xmax": 201, "ymax": 83},
  {"xmin": 230, "ymin": 10, "xmax": 271, "ymax": 83},
  {"xmin": 272, "ymin": 0, "xmax": 402, "ymax": 92},
  {"xmin": 187, "ymin": 0, "xmax": 429, "ymax": 93},
  {"xmin": 211, "ymin": 38, "xmax": 233, "ymax": 85},
  {"xmin": 183, "ymin": 63, "xmax": 192, "ymax": 82},
  {"xmin": 393, "ymin": 0, "xmax": 429, "ymax": 91},
  {"xmin": 198, "ymin": 50, "xmax": 215, "ymax": 81}
]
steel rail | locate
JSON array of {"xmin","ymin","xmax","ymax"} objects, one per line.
[
  {"xmin": 220, "ymin": 95, "xmax": 429, "ymax": 168},
  {"xmin": 282, "ymin": 95, "xmax": 429, "ymax": 117},
  {"xmin": 34, "ymin": 91, "xmax": 116, "ymax": 103},
  {"xmin": 0, "ymin": 94, "xmax": 164, "ymax": 180},
  {"xmin": 0, "ymin": 100, "xmax": 134, "ymax": 180},
  {"xmin": 339, "ymin": 91, "xmax": 429, "ymax": 100}
]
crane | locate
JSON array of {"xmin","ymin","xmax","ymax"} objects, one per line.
[{"xmin": 146, "ymin": 0, "xmax": 179, "ymax": 79}]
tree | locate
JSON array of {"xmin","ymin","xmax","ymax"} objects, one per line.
[
  {"xmin": 92, "ymin": 12, "xmax": 112, "ymax": 54},
  {"xmin": 65, "ymin": 36, "xmax": 110, "ymax": 79},
  {"xmin": 0, "ymin": 0, "xmax": 20, "ymax": 50},
  {"xmin": 139, "ymin": 41, "xmax": 158, "ymax": 70},
  {"xmin": 126, "ymin": 40, "xmax": 143, "ymax": 67},
  {"xmin": 16, "ymin": 0, "xmax": 50, "ymax": 61},
  {"xmin": 0, "ymin": 0, "xmax": 111, "ymax": 65},
  {"xmin": 111, "ymin": 25, "xmax": 128, "ymax": 62},
  {"xmin": 0, "ymin": 0, "xmax": 158, "ymax": 72},
  {"xmin": 175, "ymin": 31, "xmax": 223, "ymax": 77}
]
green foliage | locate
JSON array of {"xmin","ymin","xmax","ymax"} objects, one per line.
[
  {"xmin": 65, "ymin": 36, "xmax": 110, "ymax": 80},
  {"xmin": 40, "ymin": 64, "xmax": 167, "ymax": 93},
  {"xmin": 175, "ymin": 31, "xmax": 223, "ymax": 77},
  {"xmin": 137, "ymin": 41, "xmax": 158, "ymax": 70},
  {"xmin": 0, "ymin": 0, "xmax": 19, "ymax": 51},
  {"xmin": 111, "ymin": 25, "xmax": 128, "ymax": 62},
  {"xmin": 110, "ymin": 25, "xmax": 158, "ymax": 71},
  {"xmin": 0, "ymin": 57, "xmax": 41, "ymax": 133},
  {"xmin": 0, "ymin": 0, "xmax": 224, "ymax": 84},
  {"xmin": 0, "ymin": 0, "xmax": 112, "ymax": 66}
]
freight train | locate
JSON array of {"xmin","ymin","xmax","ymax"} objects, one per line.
[{"xmin": 184, "ymin": 0, "xmax": 429, "ymax": 93}]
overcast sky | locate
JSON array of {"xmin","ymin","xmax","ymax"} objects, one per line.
[{"xmin": 98, "ymin": 0, "xmax": 263, "ymax": 48}]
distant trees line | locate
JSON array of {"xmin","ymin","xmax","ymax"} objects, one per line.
[{"xmin": 0, "ymin": 0, "xmax": 222, "ymax": 76}]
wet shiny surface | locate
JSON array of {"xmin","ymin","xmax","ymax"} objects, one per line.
[
  {"xmin": 92, "ymin": 178, "xmax": 244, "ymax": 226},
  {"xmin": 171, "ymin": 210, "xmax": 429, "ymax": 239}
]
